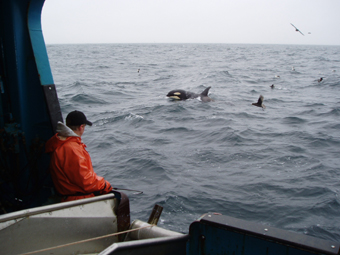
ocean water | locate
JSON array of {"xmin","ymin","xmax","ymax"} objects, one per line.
[{"xmin": 47, "ymin": 43, "xmax": 340, "ymax": 242}]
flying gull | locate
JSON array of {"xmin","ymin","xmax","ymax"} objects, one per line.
[{"xmin": 290, "ymin": 23, "xmax": 304, "ymax": 36}]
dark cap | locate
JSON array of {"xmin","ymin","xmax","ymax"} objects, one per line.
[{"xmin": 66, "ymin": 110, "xmax": 92, "ymax": 126}]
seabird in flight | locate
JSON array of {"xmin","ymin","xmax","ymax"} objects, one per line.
[
  {"xmin": 290, "ymin": 23, "xmax": 304, "ymax": 36},
  {"xmin": 252, "ymin": 95, "xmax": 266, "ymax": 109}
]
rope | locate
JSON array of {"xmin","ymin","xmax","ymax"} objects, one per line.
[
  {"xmin": 20, "ymin": 225, "xmax": 152, "ymax": 255},
  {"xmin": 113, "ymin": 187, "xmax": 143, "ymax": 195}
]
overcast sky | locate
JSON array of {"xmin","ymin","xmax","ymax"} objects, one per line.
[{"xmin": 42, "ymin": 0, "xmax": 340, "ymax": 45}]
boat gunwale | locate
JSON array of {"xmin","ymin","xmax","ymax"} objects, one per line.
[{"xmin": 0, "ymin": 193, "xmax": 116, "ymax": 223}]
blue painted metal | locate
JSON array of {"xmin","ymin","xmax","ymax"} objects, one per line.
[
  {"xmin": 187, "ymin": 213, "xmax": 340, "ymax": 255},
  {"xmin": 0, "ymin": 0, "xmax": 62, "ymax": 213},
  {"xmin": 28, "ymin": 0, "xmax": 54, "ymax": 86}
]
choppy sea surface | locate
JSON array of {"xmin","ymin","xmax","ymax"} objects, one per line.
[{"xmin": 47, "ymin": 43, "xmax": 340, "ymax": 242}]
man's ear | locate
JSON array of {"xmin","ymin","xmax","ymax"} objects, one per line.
[{"xmin": 75, "ymin": 125, "xmax": 83, "ymax": 132}]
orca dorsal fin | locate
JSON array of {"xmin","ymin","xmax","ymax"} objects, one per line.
[{"xmin": 200, "ymin": 86, "xmax": 211, "ymax": 96}]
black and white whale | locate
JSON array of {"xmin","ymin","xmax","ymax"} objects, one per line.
[{"xmin": 166, "ymin": 86, "xmax": 213, "ymax": 102}]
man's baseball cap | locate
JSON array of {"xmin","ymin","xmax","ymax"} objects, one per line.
[{"xmin": 66, "ymin": 110, "xmax": 92, "ymax": 126}]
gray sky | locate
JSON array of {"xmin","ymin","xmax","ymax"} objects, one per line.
[{"xmin": 42, "ymin": 0, "xmax": 340, "ymax": 45}]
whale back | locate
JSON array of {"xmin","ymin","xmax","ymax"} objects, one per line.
[
  {"xmin": 200, "ymin": 86, "xmax": 211, "ymax": 96},
  {"xmin": 200, "ymin": 87, "xmax": 213, "ymax": 102}
]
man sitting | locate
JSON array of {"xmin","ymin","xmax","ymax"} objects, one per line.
[{"xmin": 46, "ymin": 110, "xmax": 112, "ymax": 202}]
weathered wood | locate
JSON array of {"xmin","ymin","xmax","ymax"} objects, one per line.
[{"xmin": 148, "ymin": 204, "xmax": 163, "ymax": 225}]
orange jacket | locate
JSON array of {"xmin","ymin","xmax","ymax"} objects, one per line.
[{"xmin": 45, "ymin": 123, "xmax": 112, "ymax": 202}]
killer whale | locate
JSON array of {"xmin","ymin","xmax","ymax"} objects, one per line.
[{"xmin": 166, "ymin": 86, "xmax": 213, "ymax": 102}]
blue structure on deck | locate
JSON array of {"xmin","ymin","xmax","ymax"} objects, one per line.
[
  {"xmin": 187, "ymin": 213, "xmax": 339, "ymax": 255},
  {"xmin": 0, "ymin": 0, "xmax": 62, "ymax": 213}
]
